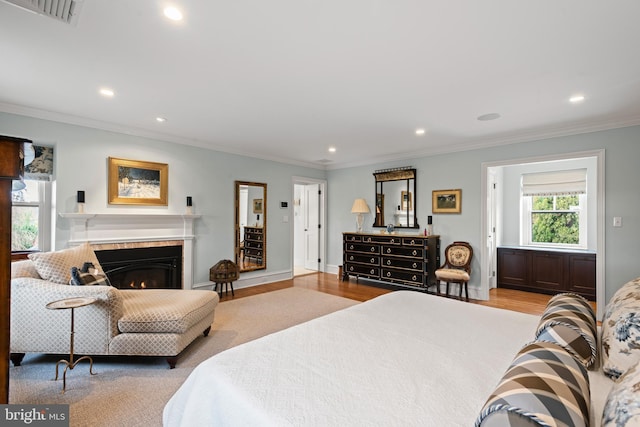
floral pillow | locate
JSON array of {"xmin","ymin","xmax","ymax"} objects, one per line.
[
  {"xmin": 601, "ymin": 277, "xmax": 640, "ymax": 379},
  {"xmin": 602, "ymin": 361, "xmax": 640, "ymax": 426}
]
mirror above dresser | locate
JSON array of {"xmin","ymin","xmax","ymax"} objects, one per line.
[{"xmin": 373, "ymin": 167, "xmax": 418, "ymax": 229}]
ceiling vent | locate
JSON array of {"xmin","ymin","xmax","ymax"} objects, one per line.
[{"xmin": 2, "ymin": 0, "xmax": 84, "ymax": 25}]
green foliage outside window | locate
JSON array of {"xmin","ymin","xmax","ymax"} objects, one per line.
[
  {"xmin": 11, "ymin": 206, "xmax": 39, "ymax": 251},
  {"xmin": 531, "ymin": 195, "xmax": 580, "ymax": 244}
]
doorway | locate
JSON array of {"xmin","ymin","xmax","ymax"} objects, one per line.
[
  {"xmin": 481, "ymin": 149, "xmax": 605, "ymax": 318},
  {"xmin": 292, "ymin": 177, "xmax": 326, "ymax": 277}
]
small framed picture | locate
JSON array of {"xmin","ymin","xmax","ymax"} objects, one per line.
[
  {"xmin": 432, "ymin": 189, "xmax": 461, "ymax": 214},
  {"xmin": 253, "ymin": 198, "xmax": 263, "ymax": 213}
]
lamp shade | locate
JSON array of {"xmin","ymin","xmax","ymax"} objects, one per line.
[{"xmin": 351, "ymin": 198, "xmax": 370, "ymax": 214}]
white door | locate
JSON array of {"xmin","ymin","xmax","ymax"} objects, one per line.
[
  {"xmin": 487, "ymin": 169, "xmax": 498, "ymax": 289},
  {"xmin": 304, "ymin": 184, "xmax": 320, "ymax": 270}
]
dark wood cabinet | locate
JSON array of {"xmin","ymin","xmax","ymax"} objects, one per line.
[
  {"xmin": 343, "ymin": 232, "xmax": 440, "ymax": 290},
  {"xmin": 243, "ymin": 226, "xmax": 264, "ymax": 263},
  {"xmin": 1, "ymin": 135, "xmax": 30, "ymax": 404},
  {"xmin": 497, "ymin": 246, "xmax": 596, "ymax": 300}
]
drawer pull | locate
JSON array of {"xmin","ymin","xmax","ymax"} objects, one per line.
[
  {"xmin": 412, "ymin": 275, "xmax": 417, "ymax": 281},
  {"xmin": 349, "ymin": 256, "xmax": 354, "ymax": 261},
  {"xmin": 412, "ymin": 263, "xmax": 417, "ymax": 268},
  {"xmin": 371, "ymin": 247, "xmax": 376, "ymax": 252},
  {"xmin": 349, "ymin": 245, "xmax": 354, "ymax": 250},
  {"xmin": 387, "ymin": 248, "xmax": 391, "ymax": 254},
  {"xmin": 349, "ymin": 266, "xmax": 354, "ymax": 271},
  {"xmin": 412, "ymin": 250, "xmax": 417, "ymax": 256},
  {"xmin": 370, "ymin": 269, "xmax": 375, "ymax": 274},
  {"xmin": 390, "ymin": 238, "xmax": 395, "ymax": 243},
  {"xmin": 386, "ymin": 272, "xmax": 392, "ymax": 277},
  {"xmin": 387, "ymin": 260, "xmax": 391, "ymax": 265},
  {"xmin": 370, "ymin": 258, "xmax": 376, "ymax": 263},
  {"xmin": 410, "ymin": 239, "xmax": 415, "ymax": 244},
  {"xmin": 366, "ymin": 237, "xmax": 372, "ymax": 242}
]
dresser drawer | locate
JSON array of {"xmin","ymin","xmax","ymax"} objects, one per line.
[
  {"xmin": 245, "ymin": 241, "xmax": 263, "ymax": 249},
  {"xmin": 381, "ymin": 268, "xmax": 425, "ymax": 286},
  {"xmin": 382, "ymin": 245, "xmax": 424, "ymax": 258},
  {"xmin": 344, "ymin": 234, "xmax": 362, "ymax": 243},
  {"xmin": 402, "ymin": 237, "xmax": 425, "ymax": 246},
  {"xmin": 345, "ymin": 253, "xmax": 380, "ymax": 265},
  {"xmin": 245, "ymin": 248, "xmax": 263, "ymax": 257},
  {"xmin": 346, "ymin": 263, "xmax": 379, "ymax": 277},
  {"xmin": 381, "ymin": 257, "xmax": 424, "ymax": 271},
  {"xmin": 362, "ymin": 235, "xmax": 401, "ymax": 245},
  {"xmin": 345, "ymin": 243, "xmax": 379, "ymax": 254}
]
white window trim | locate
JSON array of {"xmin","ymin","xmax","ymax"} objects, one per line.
[{"xmin": 520, "ymin": 194, "xmax": 587, "ymax": 249}]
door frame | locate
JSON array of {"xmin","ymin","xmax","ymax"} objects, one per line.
[
  {"xmin": 291, "ymin": 176, "xmax": 327, "ymax": 275},
  {"xmin": 481, "ymin": 149, "xmax": 605, "ymax": 318}
]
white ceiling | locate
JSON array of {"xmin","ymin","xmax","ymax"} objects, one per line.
[{"xmin": 2, "ymin": 1, "xmax": 640, "ymax": 170}]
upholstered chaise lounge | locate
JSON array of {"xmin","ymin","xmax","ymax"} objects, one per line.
[{"xmin": 9, "ymin": 243, "xmax": 219, "ymax": 368}]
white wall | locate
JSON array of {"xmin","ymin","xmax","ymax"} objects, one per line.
[
  {"xmin": 1, "ymin": 112, "xmax": 326, "ymax": 286},
  {"xmin": 327, "ymin": 125, "xmax": 640, "ymax": 303}
]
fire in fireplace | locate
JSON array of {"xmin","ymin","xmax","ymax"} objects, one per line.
[{"xmin": 95, "ymin": 245, "xmax": 183, "ymax": 289}]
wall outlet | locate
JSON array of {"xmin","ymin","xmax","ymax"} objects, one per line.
[{"xmin": 613, "ymin": 216, "xmax": 622, "ymax": 227}]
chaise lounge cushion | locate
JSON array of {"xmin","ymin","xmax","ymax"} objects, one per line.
[{"xmin": 118, "ymin": 289, "xmax": 218, "ymax": 334}]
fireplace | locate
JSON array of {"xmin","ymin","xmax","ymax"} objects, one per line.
[{"xmin": 95, "ymin": 245, "xmax": 183, "ymax": 289}]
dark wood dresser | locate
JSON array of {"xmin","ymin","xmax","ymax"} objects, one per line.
[
  {"xmin": 1, "ymin": 135, "xmax": 30, "ymax": 404},
  {"xmin": 342, "ymin": 232, "xmax": 440, "ymax": 291},
  {"xmin": 243, "ymin": 226, "xmax": 264, "ymax": 264},
  {"xmin": 497, "ymin": 246, "xmax": 596, "ymax": 300}
]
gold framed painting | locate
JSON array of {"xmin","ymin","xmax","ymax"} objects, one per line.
[
  {"xmin": 432, "ymin": 189, "xmax": 461, "ymax": 214},
  {"xmin": 108, "ymin": 157, "xmax": 168, "ymax": 205},
  {"xmin": 253, "ymin": 198, "xmax": 263, "ymax": 213}
]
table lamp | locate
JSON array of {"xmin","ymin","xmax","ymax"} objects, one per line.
[{"xmin": 351, "ymin": 198, "xmax": 370, "ymax": 233}]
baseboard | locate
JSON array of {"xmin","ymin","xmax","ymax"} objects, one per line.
[{"xmin": 193, "ymin": 269, "xmax": 292, "ymax": 291}]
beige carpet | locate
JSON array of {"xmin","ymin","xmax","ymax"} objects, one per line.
[{"xmin": 9, "ymin": 287, "xmax": 359, "ymax": 427}]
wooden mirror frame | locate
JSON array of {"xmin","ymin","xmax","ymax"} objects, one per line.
[
  {"xmin": 373, "ymin": 168, "xmax": 419, "ymax": 229},
  {"xmin": 235, "ymin": 181, "xmax": 267, "ymax": 272}
]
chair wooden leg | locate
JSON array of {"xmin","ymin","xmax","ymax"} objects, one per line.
[
  {"xmin": 445, "ymin": 282, "xmax": 450, "ymax": 298},
  {"xmin": 464, "ymin": 282, "xmax": 469, "ymax": 301}
]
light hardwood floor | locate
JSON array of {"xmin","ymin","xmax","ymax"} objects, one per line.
[{"xmin": 217, "ymin": 272, "xmax": 584, "ymax": 316}]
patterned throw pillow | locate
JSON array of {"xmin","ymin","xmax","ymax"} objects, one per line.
[
  {"xmin": 475, "ymin": 341, "xmax": 590, "ymax": 427},
  {"xmin": 602, "ymin": 360, "xmax": 640, "ymax": 426},
  {"xmin": 536, "ymin": 293, "xmax": 598, "ymax": 369},
  {"xmin": 601, "ymin": 277, "xmax": 640, "ymax": 379},
  {"xmin": 28, "ymin": 243, "xmax": 103, "ymax": 285}
]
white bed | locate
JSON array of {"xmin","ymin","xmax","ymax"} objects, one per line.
[{"xmin": 163, "ymin": 291, "xmax": 612, "ymax": 426}]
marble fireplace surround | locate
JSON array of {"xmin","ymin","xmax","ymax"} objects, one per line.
[{"xmin": 59, "ymin": 213, "xmax": 200, "ymax": 289}]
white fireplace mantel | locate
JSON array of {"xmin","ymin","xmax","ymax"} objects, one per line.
[{"xmin": 59, "ymin": 213, "xmax": 201, "ymax": 289}]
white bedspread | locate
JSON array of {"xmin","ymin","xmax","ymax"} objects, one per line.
[{"xmin": 164, "ymin": 291, "xmax": 611, "ymax": 426}]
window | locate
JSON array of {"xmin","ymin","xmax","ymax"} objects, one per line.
[
  {"xmin": 521, "ymin": 169, "xmax": 587, "ymax": 249},
  {"xmin": 12, "ymin": 180, "xmax": 52, "ymax": 252}
]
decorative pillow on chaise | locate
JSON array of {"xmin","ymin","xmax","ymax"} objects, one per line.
[
  {"xmin": 535, "ymin": 292, "xmax": 598, "ymax": 369},
  {"xmin": 69, "ymin": 262, "xmax": 111, "ymax": 286},
  {"xmin": 602, "ymin": 360, "xmax": 640, "ymax": 426},
  {"xmin": 475, "ymin": 341, "xmax": 590, "ymax": 427},
  {"xmin": 28, "ymin": 242, "xmax": 103, "ymax": 285},
  {"xmin": 601, "ymin": 277, "xmax": 640, "ymax": 379}
]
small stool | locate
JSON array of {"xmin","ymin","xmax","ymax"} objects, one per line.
[{"xmin": 210, "ymin": 260, "xmax": 240, "ymax": 297}]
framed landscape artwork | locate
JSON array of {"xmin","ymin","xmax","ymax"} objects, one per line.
[
  {"xmin": 432, "ymin": 189, "xmax": 461, "ymax": 214},
  {"xmin": 108, "ymin": 157, "xmax": 168, "ymax": 205},
  {"xmin": 253, "ymin": 198, "xmax": 263, "ymax": 213}
]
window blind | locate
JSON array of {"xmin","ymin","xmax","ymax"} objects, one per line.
[{"xmin": 521, "ymin": 168, "xmax": 586, "ymax": 196}]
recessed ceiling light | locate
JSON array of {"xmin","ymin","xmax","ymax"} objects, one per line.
[
  {"xmin": 328, "ymin": 147, "xmax": 337, "ymax": 153},
  {"xmin": 569, "ymin": 95, "xmax": 585, "ymax": 103},
  {"xmin": 477, "ymin": 113, "xmax": 501, "ymax": 121},
  {"xmin": 415, "ymin": 128, "xmax": 426, "ymax": 136},
  {"xmin": 156, "ymin": 117, "xmax": 167, "ymax": 123},
  {"xmin": 99, "ymin": 88, "xmax": 114, "ymax": 98},
  {"xmin": 164, "ymin": 6, "xmax": 183, "ymax": 21}
]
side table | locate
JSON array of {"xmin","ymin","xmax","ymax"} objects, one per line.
[{"xmin": 45, "ymin": 296, "xmax": 98, "ymax": 393}]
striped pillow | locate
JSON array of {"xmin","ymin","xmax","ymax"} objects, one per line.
[
  {"xmin": 475, "ymin": 341, "xmax": 590, "ymax": 427},
  {"xmin": 536, "ymin": 293, "xmax": 598, "ymax": 369}
]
